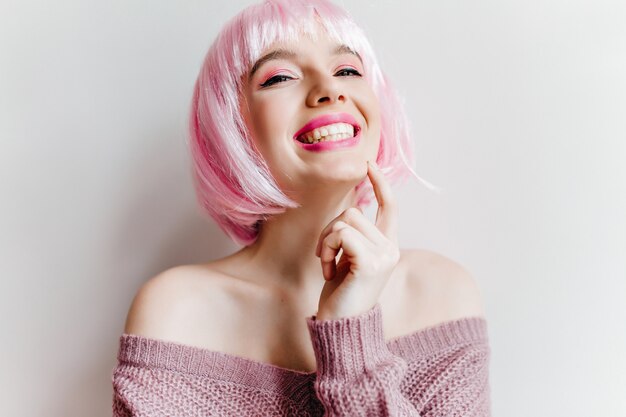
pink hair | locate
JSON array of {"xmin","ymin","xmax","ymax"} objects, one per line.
[{"xmin": 188, "ymin": 0, "xmax": 438, "ymax": 246}]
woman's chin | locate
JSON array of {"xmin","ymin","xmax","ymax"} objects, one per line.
[
  {"xmin": 301, "ymin": 169, "xmax": 366, "ymax": 190},
  {"xmin": 275, "ymin": 160, "xmax": 370, "ymax": 193}
]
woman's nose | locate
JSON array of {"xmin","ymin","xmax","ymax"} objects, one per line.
[{"xmin": 306, "ymin": 77, "xmax": 346, "ymax": 107}]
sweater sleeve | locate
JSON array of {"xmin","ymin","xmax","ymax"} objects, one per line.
[{"xmin": 306, "ymin": 303, "xmax": 421, "ymax": 416}]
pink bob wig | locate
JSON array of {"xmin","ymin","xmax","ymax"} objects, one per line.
[{"xmin": 188, "ymin": 0, "xmax": 438, "ymax": 247}]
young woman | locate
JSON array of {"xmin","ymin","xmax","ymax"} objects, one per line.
[{"xmin": 112, "ymin": 1, "xmax": 491, "ymax": 415}]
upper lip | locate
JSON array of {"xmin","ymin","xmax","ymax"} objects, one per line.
[{"xmin": 293, "ymin": 112, "xmax": 361, "ymax": 140}]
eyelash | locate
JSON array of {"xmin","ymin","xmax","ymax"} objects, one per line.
[{"xmin": 260, "ymin": 68, "xmax": 362, "ymax": 88}]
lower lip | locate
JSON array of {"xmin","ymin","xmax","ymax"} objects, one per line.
[{"xmin": 294, "ymin": 129, "xmax": 361, "ymax": 152}]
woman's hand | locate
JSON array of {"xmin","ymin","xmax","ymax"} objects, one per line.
[{"xmin": 314, "ymin": 160, "xmax": 400, "ymax": 321}]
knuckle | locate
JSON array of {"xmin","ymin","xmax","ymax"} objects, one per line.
[
  {"xmin": 337, "ymin": 226, "xmax": 351, "ymax": 238},
  {"xmin": 345, "ymin": 207, "xmax": 361, "ymax": 220},
  {"xmin": 331, "ymin": 221, "xmax": 346, "ymax": 232},
  {"xmin": 319, "ymin": 240, "xmax": 333, "ymax": 253}
]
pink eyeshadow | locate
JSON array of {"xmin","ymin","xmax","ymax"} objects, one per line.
[{"xmin": 258, "ymin": 68, "xmax": 292, "ymax": 83}]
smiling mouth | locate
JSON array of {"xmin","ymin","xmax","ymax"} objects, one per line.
[{"xmin": 295, "ymin": 122, "xmax": 360, "ymax": 144}]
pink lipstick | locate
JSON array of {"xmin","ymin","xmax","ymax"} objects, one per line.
[{"xmin": 293, "ymin": 112, "xmax": 362, "ymax": 152}]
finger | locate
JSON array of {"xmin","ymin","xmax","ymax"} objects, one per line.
[
  {"xmin": 319, "ymin": 222, "xmax": 372, "ymax": 280},
  {"xmin": 319, "ymin": 221, "xmax": 350, "ymax": 280},
  {"xmin": 315, "ymin": 207, "xmax": 384, "ymax": 257},
  {"xmin": 367, "ymin": 160, "xmax": 399, "ymax": 242}
]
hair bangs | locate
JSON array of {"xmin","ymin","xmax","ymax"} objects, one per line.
[
  {"xmin": 188, "ymin": 0, "xmax": 438, "ymax": 246},
  {"xmin": 235, "ymin": 0, "xmax": 380, "ymax": 88}
]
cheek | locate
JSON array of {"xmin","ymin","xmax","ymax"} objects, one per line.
[
  {"xmin": 246, "ymin": 96, "xmax": 297, "ymax": 169},
  {"xmin": 358, "ymin": 90, "xmax": 381, "ymax": 133},
  {"xmin": 361, "ymin": 91, "xmax": 382, "ymax": 151},
  {"xmin": 369, "ymin": 98, "xmax": 381, "ymax": 129},
  {"xmin": 351, "ymin": 84, "xmax": 380, "ymax": 120},
  {"xmin": 365, "ymin": 89, "xmax": 381, "ymax": 118},
  {"xmin": 250, "ymin": 96, "xmax": 293, "ymax": 141}
]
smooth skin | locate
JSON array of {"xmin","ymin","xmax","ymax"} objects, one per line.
[
  {"xmin": 234, "ymin": 30, "xmax": 385, "ymax": 306},
  {"xmin": 316, "ymin": 160, "xmax": 400, "ymax": 321},
  {"xmin": 124, "ymin": 28, "xmax": 486, "ymax": 372}
]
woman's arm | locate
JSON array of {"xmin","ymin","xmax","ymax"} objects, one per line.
[
  {"xmin": 307, "ymin": 303, "xmax": 421, "ymax": 416},
  {"xmin": 307, "ymin": 303, "xmax": 491, "ymax": 417},
  {"xmin": 307, "ymin": 249, "xmax": 492, "ymax": 417}
]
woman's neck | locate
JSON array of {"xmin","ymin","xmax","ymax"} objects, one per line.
[{"xmin": 239, "ymin": 187, "xmax": 358, "ymax": 294}]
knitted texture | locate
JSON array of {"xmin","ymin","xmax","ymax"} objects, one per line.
[{"xmin": 112, "ymin": 303, "xmax": 491, "ymax": 416}]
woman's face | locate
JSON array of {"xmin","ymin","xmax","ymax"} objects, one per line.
[{"xmin": 240, "ymin": 29, "xmax": 381, "ymax": 197}]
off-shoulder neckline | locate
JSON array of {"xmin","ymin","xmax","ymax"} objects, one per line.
[{"xmin": 116, "ymin": 315, "xmax": 488, "ymax": 399}]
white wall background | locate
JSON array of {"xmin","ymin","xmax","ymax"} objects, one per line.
[{"xmin": 1, "ymin": 0, "xmax": 624, "ymax": 415}]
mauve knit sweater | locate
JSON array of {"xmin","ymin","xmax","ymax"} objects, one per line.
[{"xmin": 111, "ymin": 303, "xmax": 491, "ymax": 416}]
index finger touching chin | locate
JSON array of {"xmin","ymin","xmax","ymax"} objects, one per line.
[{"xmin": 367, "ymin": 161, "xmax": 399, "ymax": 241}]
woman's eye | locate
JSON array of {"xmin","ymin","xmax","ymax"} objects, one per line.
[
  {"xmin": 335, "ymin": 68, "xmax": 362, "ymax": 77},
  {"xmin": 260, "ymin": 75, "xmax": 294, "ymax": 88}
]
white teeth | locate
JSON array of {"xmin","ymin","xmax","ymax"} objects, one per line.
[{"xmin": 298, "ymin": 122, "xmax": 356, "ymax": 143}]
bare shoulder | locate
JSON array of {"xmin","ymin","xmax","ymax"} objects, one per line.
[
  {"xmin": 399, "ymin": 248, "xmax": 487, "ymax": 322},
  {"xmin": 123, "ymin": 264, "xmax": 242, "ymax": 347}
]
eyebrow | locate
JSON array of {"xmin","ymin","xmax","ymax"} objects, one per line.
[{"xmin": 248, "ymin": 44, "xmax": 363, "ymax": 81}]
